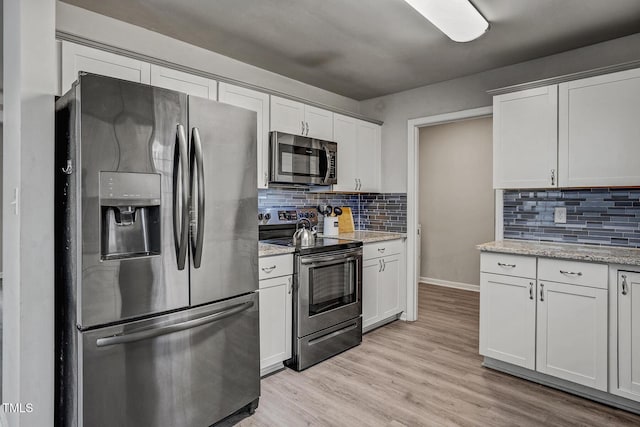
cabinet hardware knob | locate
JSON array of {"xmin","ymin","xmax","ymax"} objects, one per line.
[
  {"xmin": 382, "ymin": 259, "xmax": 386, "ymax": 272},
  {"xmin": 378, "ymin": 259, "xmax": 383, "ymax": 273},
  {"xmin": 288, "ymin": 276, "xmax": 293, "ymax": 294},
  {"xmin": 497, "ymin": 262, "xmax": 516, "ymax": 268},
  {"xmin": 301, "ymin": 121, "xmax": 305, "ymax": 135},
  {"xmin": 621, "ymin": 274, "xmax": 628, "ymax": 296},
  {"xmin": 540, "ymin": 283, "xmax": 544, "ymax": 302},
  {"xmin": 261, "ymin": 265, "xmax": 276, "ymax": 273},
  {"xmin": 529, "ymin": 282, "xmax": 534, "ymax": 300},
  {"xmin": 305, "ymin": 122, "xmax": 309, "ymax": 136},
  {"xmin": 551, "ymin": 169, "xmax": 555, "ymax": 186},
  {"xmin": 378, "ymin": 248, "xmax": 386, "ymax": 253},
  {"xmin": 559, "ymin": 270, "xmax": 582, "ymax": 276}
]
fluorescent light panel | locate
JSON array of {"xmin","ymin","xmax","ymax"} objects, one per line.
[{"xmin": 404, "ymin": 0, "xmax": 489, "ymax": 42}]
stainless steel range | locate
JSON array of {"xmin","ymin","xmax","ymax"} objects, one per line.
[{"xmin": 259, "ymin": 208, "xmax": 363, "ymax": 370}]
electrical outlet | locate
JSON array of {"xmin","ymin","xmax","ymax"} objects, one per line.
[{"xmin": 554, "ymin": 207, "xmax": 567, "ymax": 224}]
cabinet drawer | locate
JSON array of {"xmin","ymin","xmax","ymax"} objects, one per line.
[
  {"xmin": 363, "ymin": 239, "xmax": 403, "ymax": 260},
  {"xmin": 538, "ymin": 258, "xmax": 607, "ymax": 289},
  {"xmin": 259, "ymin": 254, "xmax": 293, "ymax": 280},
  {"xmin": 480, "ymin": 252, "xmax": 536, "ymax": 278}
]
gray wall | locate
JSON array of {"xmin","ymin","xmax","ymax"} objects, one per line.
[
  {"xmin": 360, "ymin": 32, "xmax": 640, "ymax": 193},
  {"xmin": 56, "ymin": 1, "xmax": 361, "ymax": 114},
  {"xmin": 419, "ymin": 117, "xmax": 494, "ymax": 286}
]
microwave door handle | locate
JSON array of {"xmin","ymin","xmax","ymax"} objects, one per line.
[
  {"xmin": 190, "ymin": 127, "xmax": 205, "ymax": 268},
  {"xmin": 322, "ymin": 145, "xmax": 331, "ymax": 183},
  {"xmin": 173, "ymin": 124, "xmax": 189, "ymax": 270}
]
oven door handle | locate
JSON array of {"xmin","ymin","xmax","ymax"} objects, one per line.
[{"xmin": 300, "ymin": 255, "xmax": 359, "ymax": 267}]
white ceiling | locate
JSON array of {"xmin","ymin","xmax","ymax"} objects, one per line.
[{"xmin": 61, "ymin": 0, "xmax": 640, "ymax": 100}]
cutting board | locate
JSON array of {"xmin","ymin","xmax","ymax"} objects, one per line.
[{"xmin": 338, "ymin": 207, "xmax": 355, "ymax": 233}]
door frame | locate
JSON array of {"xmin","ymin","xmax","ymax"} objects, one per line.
[{"xmin": 405, "ymin": 106, "xmax": 495, "ymax": 321}]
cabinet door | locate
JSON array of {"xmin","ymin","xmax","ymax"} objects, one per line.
[
  {"xmin": 61, "ymin": 41, "xmax": 151, "ymax": 93},
  {"xmin": 332, "ymin": 114, "xmax": 359, "ymax": 192},
  {"xmin": 304, "ymin": 105, "xmax": 334, "ymax": 140},
  {"xmin": 362, "ymin": 259, "xmax": 380, "ymax": 329},
  {"xmin": 493, "ymin": 86, "xmax": 558, "ymax": 189},
  {"xmin": 356, "ymin": 121, "xmax": 381, "ymax": 192},
  {"xmin": 379, "ymin": 254, "xmax": 402, "ymax": 319},
  {"xmin": 150, "ymin": 65, "xmax": 217, "ymax": 99},
  {"xmin": 617, "ymin": 271, "xmax": 640, "ymax": 400},
  {"xmin": 270, "ymin": 96, "xmax": 305, "ymax": 135},
  {"xmin": 536, "ymin": 281, "xmax": 607, "ymax": 391},
  {"xmin": 258, "ymin": 276, "xmax": 293, "ymax": 375},
  {"xmin": 559, "ymin": 68, "xmax": 640, "ymax": 187},
  {"xmin": 479, "ymin": 273, "xmax": 536, "ymax": 369},
  {"xmin": 219, "ymin": 83, "xmax": 270, "ymax": 188}
]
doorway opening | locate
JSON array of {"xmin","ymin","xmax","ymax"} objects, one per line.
[{"xmin": 405, "ymin": 107, "xmax": 499, "ymax": 321}]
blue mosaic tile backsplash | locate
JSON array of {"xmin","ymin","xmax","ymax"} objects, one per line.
[
  {"xmin": 258, "ymin": 188, "xmax": 407, "ymax": 233},
  {"xmin": 504, "ymin": 188, "xmax": 640, "ymax": 248}
]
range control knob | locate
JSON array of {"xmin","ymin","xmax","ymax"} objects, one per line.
[
  {"xmin": 258, "ymin": 213, "xmax": 264, "ymax": 221},
  {"xmin": 310, "ymin": 212, "xmax": 316, "ymax": 218},
  {"xmin": 264, "ymin": 213, "xmax": 271, "ymax": 220}
]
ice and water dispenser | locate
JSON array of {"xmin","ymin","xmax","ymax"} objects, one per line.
[{"xmin": 100, "ymin": 172, "xmax": 161, "ymax": 260}]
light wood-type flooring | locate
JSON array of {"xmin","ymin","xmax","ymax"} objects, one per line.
[{"xmin": 238, "ymin": 284, "xmax": 640, "ymax": 426}]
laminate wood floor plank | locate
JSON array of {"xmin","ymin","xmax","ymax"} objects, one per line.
[{"xmin": 239, "ymin": 284, "xmax": 640, "ymax": 426}]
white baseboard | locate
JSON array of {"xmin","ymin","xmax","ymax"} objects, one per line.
[{"xmin": 419, "ymin": 276, "xmax": 479, "ymax": 292}]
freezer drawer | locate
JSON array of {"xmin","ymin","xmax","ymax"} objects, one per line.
[{"xmin": 77, "ymin": 293, "xmax": 259, "ymax": 427}]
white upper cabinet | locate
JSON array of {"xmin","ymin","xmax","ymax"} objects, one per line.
[
  {"xmin": 61, "ymin": 41, "xmax": 151, "ymax": 94},
  {"xmin": 559, "ymin": 68, "xmax": 640, "ymax": 187},
  {"xmin": 332, "ymin": 113, "xmax": 381, "ymax": 192},
  {"xmin": 493, "ymin": 85, "xmax": 558, "ymax": 189},
  {"xmin": 270, "ymin": 96, "xmax": 306, "ymax": 135},
  {"xmin": 270, "ymin": 95, "xmax": 333, "ymax": 140},
  {"xmin": 333, "ymin": 114, "xmax": 358, "ymax": 192},
  {"xmin": 356, "ymin": 121, "xmax": 381, "ymax": 192},
  {"xmin": 219, "ymin": 83, "xmax": 270, "ymax": 188},
  {"xmin": 304, "ymin": 105, "xmax": 334, "ymax": 140},
  {"xmin": 150, "ymin": 65, "xmax": 217, "ymax": 99}
]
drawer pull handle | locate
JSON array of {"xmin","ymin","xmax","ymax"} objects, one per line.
[
  {"xmin": 261, "ymin": 265, "xmax": 277, "ymax": 273},
  {"xmin": 497, "ymin": 262, "xmax": 516, "ymax": 268},
  {"xmin": 560, "ymin": 270, "xmax": 582, "ymax": 277},
  {"xmin": 529, "ymin": 282, "xmax": 534, "ymax": 300},
  {"xmin": 540, "ymin": 283, "xmax": 544, "ymax": 302},
  {"xmin": 378, "ymin": 248, "xmax": 386, "ymax": 253},
  {"xmin": 621, "ymin": 274, "xmax": 628, "ymax": 296}
]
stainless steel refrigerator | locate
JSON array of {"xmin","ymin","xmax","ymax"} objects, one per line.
[{"xmin": 55, "ymin": 73, "xmax": 259, "ymax": 427}]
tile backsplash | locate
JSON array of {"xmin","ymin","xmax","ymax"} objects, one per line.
[
  {"xmin": 504, "ymin": 188, "xmax": 640, "ymax": 248},
  {"xmin": 258, "ymin": 188, "xmax": 407, "ymax": 233}
]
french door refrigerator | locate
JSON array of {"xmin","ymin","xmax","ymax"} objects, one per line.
[{"xmin": 55, "ymin": 73, "xmax": 259, "ymax": 427}]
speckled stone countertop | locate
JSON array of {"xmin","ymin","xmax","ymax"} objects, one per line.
[
  {"xmin": 258, "ymin": 242, "xmax": 295, "ymax": 257},
  {"xmin": 478, "ymin": 240, "xmax": 640, "ymax": 266},
  {"xmin": 336, "ymin": 230, "xmax": 406, "ymax": 244}
]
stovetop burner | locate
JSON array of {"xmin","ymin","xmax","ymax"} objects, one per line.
[
  {"xmin": 261, "ymin": 237, "xmax": 362, "ymax": 255},
  {"xmin": 258, "ymin": 207, "xmax": 362, "ymax": 255}
]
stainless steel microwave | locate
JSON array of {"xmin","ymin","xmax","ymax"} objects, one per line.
[{"xmin": 269, "ymin": 131, "xmax": 337, "ymax": 185}]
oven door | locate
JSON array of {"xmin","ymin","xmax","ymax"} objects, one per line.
[
  {"xmin": 270, "ymin": 132, "xmax": 334, "ymax": 185},
  {"xmin": 296, "ymin": 248, "xmax": 362, "ymax": 337}
]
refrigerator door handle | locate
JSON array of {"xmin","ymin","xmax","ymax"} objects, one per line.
[
  {"xmin": 190, "ymin": 127, "xmax": 205, "ymax": 268},
  {"xmin": 95, "ymin": 300, "xmax": 254, "ymax": 347},
  {"xmin": 173, "ymin": 124, "xmax": 190, "ymax": 270}
]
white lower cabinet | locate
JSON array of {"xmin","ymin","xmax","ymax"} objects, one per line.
[
  {"xmin": 536, "ymin": 280, "xmax": 608, "ymax": 391},
  {"xmin": 258, "ymin": 254, "xmax": 293, "ymax": 376},
  {"xmin": 480, "ymin": 253, "xmax": 609, "ymax": 392},
  {"xmin": 362, "ymin": 240, "xmax": 405, "ymax": 331},
  {"xmin": 479, "ymin": 273, "xmax": 536, "ymax": 369},
  {"xmin": 611, "ymin": 270, "xmax": 640, "ymax": 402}
]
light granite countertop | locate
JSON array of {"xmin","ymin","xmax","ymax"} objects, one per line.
[
  {"xmin": 258, "ymin": 231, "xmax": 406, "ymax": 257},
  {"xmin": 258, "ymin": 242, "xmax": 295, "ymax": 257},
  {"xmin": 478, "ymin": 239, "xmax": 640, "ymax": 266},
  {"xmin": 336, "ymin": 230, "xmax": 406, "ymax": 244}
]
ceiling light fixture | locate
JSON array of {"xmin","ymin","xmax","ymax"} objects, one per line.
[{"xmin": 403, "ymin": 0, "xmax": 489, "ymax": 43}]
